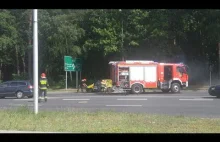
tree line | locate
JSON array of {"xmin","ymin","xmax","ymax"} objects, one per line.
[{"xmin": 1, "ymin": 9, "xmax": 220, "ymax": 86}]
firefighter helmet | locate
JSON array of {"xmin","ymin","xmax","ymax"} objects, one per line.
[
  {"xmin": 82, "ymin": 78, "xmax": 86, "ymax": 82},
  {"xmin": 41, "ymin": 73, "xmax": 46, "ymax": 78}
]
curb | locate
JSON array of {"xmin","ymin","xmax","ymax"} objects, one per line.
[
  {"xmin": 48, "ymin": 89, "xmax": 78, "ymax": 93},
  {"xmin": 48, "ymin": 88, "xmax": 209, "ymax": 92},
  {"xmin": 0, "ymin": 130, "xmax": 70, "ymax": 133}
]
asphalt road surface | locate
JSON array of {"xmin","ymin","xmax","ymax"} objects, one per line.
[{"xmin": 0, "ymin": 90, "xmax": 219, "ymax": 118}]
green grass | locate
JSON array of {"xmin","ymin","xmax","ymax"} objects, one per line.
[{"xmin": 0, "ymin": 106, "xmax": 220, "ymax": 133}]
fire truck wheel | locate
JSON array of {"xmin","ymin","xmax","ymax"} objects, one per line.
[
  {"xmin": 131, "ymin": 84, "xmax": 143, "ymax": 94},
  {"xmin": 171, "ymin": 83, "xmax": 180, "ymax": 93},
  {"xmin": 161, "ymin": 89, "xmax": 170, "ymax": 93}
]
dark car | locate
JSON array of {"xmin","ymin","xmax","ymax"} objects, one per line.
[
  {"xmin": 0, "ymin": 80, "xmax": 33, "ymax": 99},
  {"xmin": 208, "ymin": 85, "xmax": 220, "ymax": 98}
]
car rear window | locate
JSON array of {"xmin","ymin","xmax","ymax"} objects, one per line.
[{"xmin": 18, "ymin": 82, "xmax": 27, "ymax": 86}]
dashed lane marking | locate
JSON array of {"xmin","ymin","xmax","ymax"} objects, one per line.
[{"xmin": 105, "ymin": 105, "xmax": 142, "ymax": 107}]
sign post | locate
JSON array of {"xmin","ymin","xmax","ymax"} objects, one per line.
[
  {"xmin": 80, "ymin": 71, "xmax": 81, "ymax": 82},
  {"xmin": 64, "ymin": 56, "xmax": 75, "ymax": 90},
  {"xmin": 66, "ymin": 71, "xmax": 67, "ymax": 90},
  {"xmin": 64, "ymin": 57, "xmax": 82, "ymax": 89},
  {"xmin": 76, "ymin": 71, "xmax": 78, "ymax": 89},
  {"xmin": 72, "ymin": 58, "xmax": 82, "ymax": 89}
]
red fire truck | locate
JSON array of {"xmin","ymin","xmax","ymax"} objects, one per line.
[{"xmin": 109, "ymin": 60, "xmax": 189, "ymax": 94}]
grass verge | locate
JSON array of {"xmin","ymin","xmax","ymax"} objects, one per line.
[{"xmin": 0, "ymin": 106, "xmax": 220, "ymax": 133}]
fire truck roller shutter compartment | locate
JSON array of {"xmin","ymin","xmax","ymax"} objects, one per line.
[
  {"xmin": 144, "ymin": 65, "xmax": 157, "ymax": 88},
  {"xmin": 129, "ymin": 66, "xmax": 144, "ymax": 81},
  {"xmin": 129, "ymin": 66, "xmax": 144, "ymax": 94}
]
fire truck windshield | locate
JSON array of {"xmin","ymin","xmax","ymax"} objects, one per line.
[
  {"xmin": 177, "ymin": 66, "xmax": 188, "ymax": 74},
  {"xmin": 183, "ymin": 65, "xmax": 189, "ymax": 74}
]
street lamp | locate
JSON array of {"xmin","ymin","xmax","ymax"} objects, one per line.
[
  {"xmin": 33, "ymin": 9, "xmax": 39, "ymax": 114},
  {"xmin": 119, "ymin": 9, "xmax": 124, "ymax": 61}
]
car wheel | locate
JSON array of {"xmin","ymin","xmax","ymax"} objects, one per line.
[
  {"xmin": 16, "ymin": 91, "xmax": 24, "ymax": 99},
  {"xmin": 208, "ymin": 86, "xmax": 216, "ymax": 96},
  {"xmin": 171, "ymin": 83, "xmax": 181, "ymax": 93}
]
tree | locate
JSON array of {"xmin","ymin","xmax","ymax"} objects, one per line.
[
  {"xmin": 0, "ymin": 10, "xmax": 18, "ymax": 80},
  {"xmin": 38, "ymin": 9, "xmax": 85, "ymax": 77}
]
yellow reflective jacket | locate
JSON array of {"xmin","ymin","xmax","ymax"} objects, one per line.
[{"xmin": 39, "ymin": 77, "xmax": 49, "ymax": 90}]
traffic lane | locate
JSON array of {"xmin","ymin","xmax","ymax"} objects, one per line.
[
  {"xmin": 0, "ymin": 98, "xmax": 15, "ymax": 106},
  {"xmin": 58, "ymin": 97, "xmax": 220, "ymax": 118},
  {"xmin": 0, "ymin": 91, "xmax": 213, "ymax": 107},
  {"xmin": 4, "ymin": 95, "xmax": 220, "ymax": 117},
  {"xmin": 46, "ymin": 90, "xmax": 210, "ymax": 97},
  {"xmin": 47, "ymin": 96, "xmax": 220, "ymax": 119},
  {"xmin": 0, "ymin": 92, "xmax": 214, "ymax": 107},
  {"xmin": 1, "ymin": 93, "xmax": 219, "ymax": 118},
  {"xmin": 6, "ymin": 94, "xmax": 215, "ymax": 105},
  {"xmin": 7, "ymin": 104, "xmax": 220, "ymax": 119}
]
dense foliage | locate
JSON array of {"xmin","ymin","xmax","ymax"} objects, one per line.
[{"xmin": 1, "ymin": 9, "xmax": 220, "ymax": 86}]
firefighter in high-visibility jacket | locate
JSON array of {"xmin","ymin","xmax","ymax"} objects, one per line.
[{"xmin": 39, "ymin": 73, "xmax": 49, "ymax": 101}]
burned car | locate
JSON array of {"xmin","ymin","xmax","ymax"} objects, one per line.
[{"xmin": 208, "ymin": 85, "xmax": 220, "ymax": 98}]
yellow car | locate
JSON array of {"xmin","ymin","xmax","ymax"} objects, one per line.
[
  {"xmin": 86, "ymin": 79, "xmax": 113, "ymax": 93},
  {"xmin": 86, "ymin": 83, "xmax": 94, "ymax": 93}
]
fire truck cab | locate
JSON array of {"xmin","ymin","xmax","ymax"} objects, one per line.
[{"xmin": 109, "ymin": 60, "xmax": 189, "ymax": 94}]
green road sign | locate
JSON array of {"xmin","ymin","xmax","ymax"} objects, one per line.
[
  {"xmin": 64, "ymin": 56, "xmax": 82, "ymax": 71},
  {"xmin": 73, "ymin": 58, "xmax": 82, "ymax": 71},
  {"xmin": 64, "ymin": 56, "xmax": 74, "ymax": 71}
]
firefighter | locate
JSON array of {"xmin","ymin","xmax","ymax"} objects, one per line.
[
  {"xmin": 77, "ymin": 78, "xmax": 87, "ymax": 93},
  {"xmin": 39, "ymin": 73, "xmax": 49, "ymax": 102},
  {"xmin": 95, "ymin": 79, "xmax": 102, "ymax": 92},
  {"xmin": 101, "ymin": 79, "xmax": 107, "ymax": 92}
]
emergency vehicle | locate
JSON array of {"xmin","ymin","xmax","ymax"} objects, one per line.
[{"xmin": 109, "ymin": 60, "xmax": 189, "ymax": 94}]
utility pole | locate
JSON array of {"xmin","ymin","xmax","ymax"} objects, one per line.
[{"xmin": 33, "ymin": 9, "xmax": 39, "ymax": 114}]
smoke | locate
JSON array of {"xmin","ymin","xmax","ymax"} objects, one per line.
[
  {"xmin": 121, "ymin": 40, "xmax": 220, "ymax": 86},
  {"xmin": 186, "ymin": 60, "xmax": 220, "ymax": 86}
]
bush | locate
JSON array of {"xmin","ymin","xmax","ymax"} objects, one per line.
[
  {"xmin": 12, "ymin": 73, "xmax": 28, "ymax": 80},
  {"xmin": 47, "ymin": 75, "xmax": 99, "ymax": 89}
]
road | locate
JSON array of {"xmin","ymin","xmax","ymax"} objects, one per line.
[{"xmin": 0, "ymin": 90, "xmax": 219, "ymax": 118}]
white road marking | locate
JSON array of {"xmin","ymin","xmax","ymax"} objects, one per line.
[
  {"xmin": 106, "ymin": 105, "xmax": 142, "ymax": 107},
  {"xmin": 13, "ymin": 99, "xmax": 33, "ymax": 101},
  {"xmin": 117, "ymin": 99, "xmax": 148, "ymax": 100},
  {"xmin": 78, "ymin": 101, "xmax": 88, "ymax": 103},
  {"xmin": 9, "ymin": 104, "xmax": 42, "ymax": 107},
  {"xmin": 179, "ymin": 98, "xmax": 213, "ymax": 101},
  {"xmin": 13, "ymin": 97, "xmax": 57, "ymax": 101},
  {"xmin": 63, "ymin": 99, "xmax": 90, "ymax": 101},
  {"xmin": 57, "ymin": 95, "xmax": 209, "ymax": 98}
]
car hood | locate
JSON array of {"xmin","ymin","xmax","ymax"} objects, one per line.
[{"xmin": 211, "ymin": 85, "xmax": 220, "ymax": 90}]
